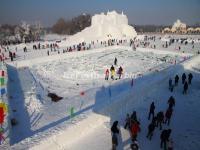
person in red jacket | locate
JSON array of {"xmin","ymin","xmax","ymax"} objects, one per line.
[
  {"xmin": 130, "ymin": 120, "xmax": 141, "ymax": 141},
  {"xmin": 105, "ymin": 69, "xmax": 109, "ymax": 80}
]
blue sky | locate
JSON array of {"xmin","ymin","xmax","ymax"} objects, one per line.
[{"xmin": 0, "ymin": 0, "xmax": 200, "ymax": 26}]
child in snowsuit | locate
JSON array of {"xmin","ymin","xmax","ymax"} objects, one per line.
[
  {"xmin": 148, "ymin": 102, "xmax": 155, "ymax": 120},
  {"xmin": 105, "ymin": 69, "xmax": 109, "ymax": 80}
]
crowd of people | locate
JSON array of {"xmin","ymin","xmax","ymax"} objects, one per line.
[{"xmin": 110, "ymin": 71, "xmax": 194, "ymax": 150}]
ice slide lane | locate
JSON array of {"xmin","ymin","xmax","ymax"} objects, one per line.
[{"xmin": 30, "ymin": 55, "xmax": 200, "ymax": 149}]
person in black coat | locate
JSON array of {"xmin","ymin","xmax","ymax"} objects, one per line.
[
  {"xmin": 114, "ymin": 57, "xmax": 117, "ymax": 66},
  {"xmin": 168, "ymin": 96, "xmax": 175, "ymax": 109},
  {"xmin": 157, "ymin": 111, "xmax": 164, "ymax": 130},
  {"xmin": 165, "ymin": 107, "xmax": 173, "ymax": 125},
  {"xmin": 111, "ymin": 121, "xmax": 119, "ymax": 134},
  {"xmin": 175, "ymin": 75, "xmax": 179, "ymax": 86},
  {"xmin": 124, "ymin": 114, "xmax": 131, "ymax": 129},
  {"xmin": 146, "ymin": 122, "xmax": 155, "ymax": 140},
  {"xmin": 182, "ymin": 73, "xmax": 186, "ymax": 84},
  {"xmin": 183, "ymin": 81, "xmax": 188, "ymax": 94},
  {"xmin": 111, "ymin": 121, "xmax": 119, "ymax": 150},
  {"xmin": 131, "ymin": 111, "xmax": 138, "ymax": 123},
  {"xmin": 188, "ymin": 73, "xmax": 193, "ymax": 84},
  {"xmin": 160, "ymin": 129, "xmax": 171, "ymax": 150},
  {"xmin": 148, "ymin": 102, "xmax": 155, "ymax": 120}
]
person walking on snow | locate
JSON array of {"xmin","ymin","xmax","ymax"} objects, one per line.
[
  {"xmin": 165, "ymin": 107, "xmax": 173, "ymax": 125},
  {"xmin": 160, "ymin": 129, "xmax": 172, "ymax": 150},
  {"xmin": 188, "ymin": 73, "xmax": 193, "ymax": 85},
  {"xmin": 124, "ymin": 114, "xmax": 131, "ymax": 129},
  {"xmin": 118, "ymin": 66, "xmax": 123, "ymax": 79},
  {"xmin": 111, "ymin": 121, "xmax": 119, "ymax": 150},
  {"xmin": 105, "ymin": 69, "xmax": 109, "ymax": 80},
  {"xmin": 182, "ymin": 73, "xmax": 186, "ymax": 84},
  {"xmin": 174, "ymin": 75, "xmax": 179, "ymax": 86},
  {"xmin": 110, "ymin": 65, "xmax": 115, "ymax": 80},
  {"xmin": 148, "ymin": 102, "xmax": 155, "ymax": 120},
  {"xmin": 157, "ymin": 111, "xmax": 164, "ymax": 130},
  {"xmin": 183, "ymin": 81, "xmax": 188, "ymax": 94},
  {"xmin": 146, "ymin": 122, "xmax": 155, "ymax": 140},
  {"xmin": 114, "ymin": 57, "xmax": 117, "ymax": 65},
  {"xmin": 168, "ymin": 96, "xmax": 175, "ymax": 109},
  {"xmin": 130, "ymin": 120, "xmax": 141, "ymax": 141}
]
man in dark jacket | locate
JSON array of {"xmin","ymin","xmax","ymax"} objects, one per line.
[
  {"xmin": 188, "ymin": 73, "xmax": 193, "ymax": 84},
  {"xmin": 175, "ymin": 75, "xmax": 179, "ymax": 86},
  {"xmin": 165, "ymin": 107, "xmax": 173, "ymax": 125},
  {"xmin": 146, "ymin": 122, "xmax": 155, "ymax": 140},
  {"xmin": 114, "ymin": 57, "xmax": 117, "ymax": 66},
  {"xmin": 182, "ymin": 73, "xmax": 186, "ymax": 84},
  {"xmin": 111, "ymin": 121, "xmax": 119, "ymax": 150},
  {"xmin": 168, "ymin": 96, "xmax": 175, "ymax": 109},
  {"xmin": 157, "ymin": 111, "xmax": 164, "ymax": 130},
  {"xmin": 111, "ymin": 121, "xmax": 119, "ymax": 134},
  {"xmin": 183, "ymin": 81, "xmax": 188, "ymax": 94},
  {"xmin": 148, "ymin": 102, "xmax": 155, "ymax": 120},
  {"xmin": 160, "ymin": 129, "xmax": 171, "ymax": 150}
]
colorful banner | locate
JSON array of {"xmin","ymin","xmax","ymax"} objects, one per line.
[{"xmin": 0, "ymin": 78, "xmax": 4, "ymax": 86}]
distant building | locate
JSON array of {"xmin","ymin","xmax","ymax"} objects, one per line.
[{"xmin": 162, "ymin": 19, "xmax": 200, "ymax": 34}]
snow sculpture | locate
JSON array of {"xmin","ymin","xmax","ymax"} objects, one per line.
[{"xmin": 69, "ymin": 11, "xmax": 137, "ymax": 42}]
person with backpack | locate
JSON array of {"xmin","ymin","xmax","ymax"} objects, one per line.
[
  {"xmin": 146, "ymin": 122, "xmax": 155, "ymax": 140},
  {"xmin": 183, "ymin": 81, "xmax": 188, "ymax": 94},
  {"xmin": 148, "ymin": 102, "xmax": 155, "ymax": 120},
  {"xmin": 165, "ymin": 107, "xmax": 173, "ymax": 125},
  {"xmin": 182, "ymin": 73, "xmax": 186, "ymax": 84},
  {"xmin": 188, "ymin": 73, "xmax": 193, "ymax": 85},
  {"xmin": 174, "ymin": 75, "xmax": 179, "ymax": 86}
]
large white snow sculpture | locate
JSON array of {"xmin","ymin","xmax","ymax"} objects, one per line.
[{"xmin": 69, "ymin": 11, "xmax": 137, "ymax": 43}]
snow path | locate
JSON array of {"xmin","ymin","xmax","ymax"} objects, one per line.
[{"xmin": 31, "ymin": 55, "xmax": 200, "ymax": 150}]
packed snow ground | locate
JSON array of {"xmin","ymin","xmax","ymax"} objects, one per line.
[{"xmin": 2, "ymin": 34, "xmax": 200, "ymax": 150}]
